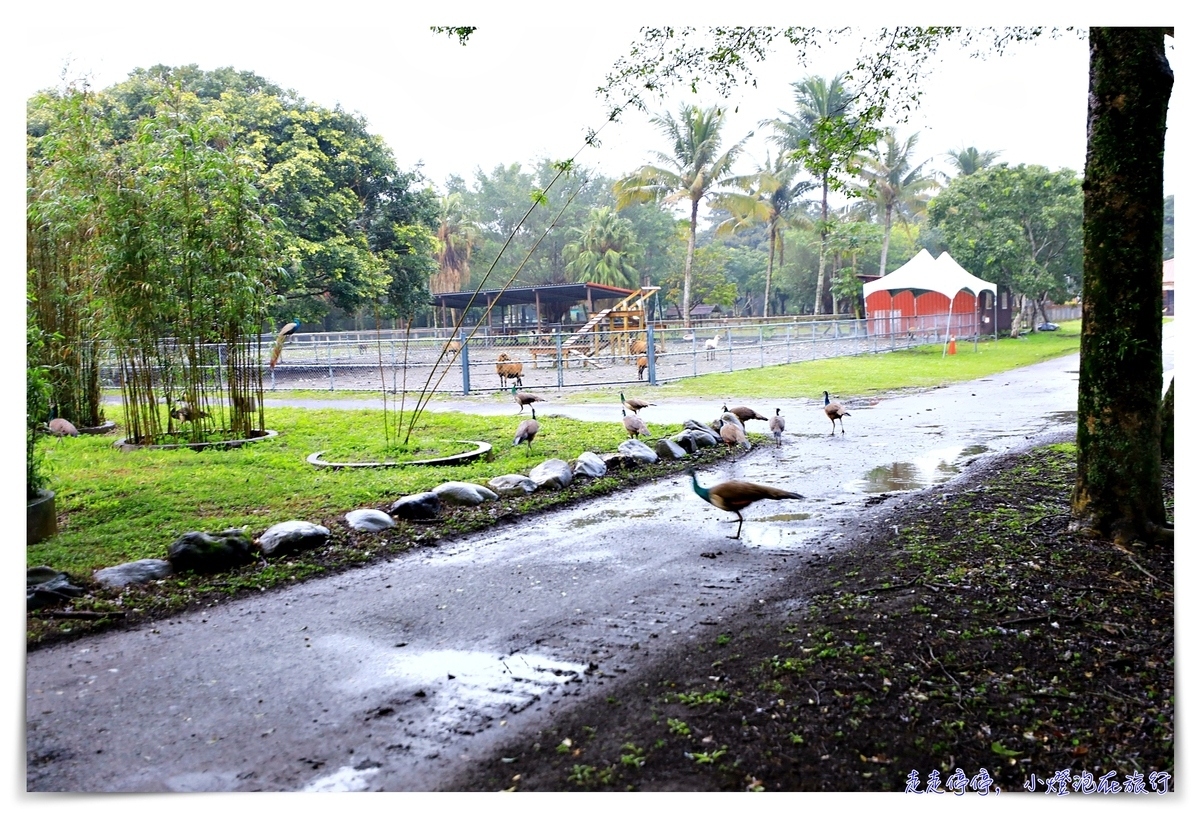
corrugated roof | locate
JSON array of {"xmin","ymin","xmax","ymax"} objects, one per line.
[{"xmin": 430, "ymin": 282, "xmax": 636, "ymax": 310}]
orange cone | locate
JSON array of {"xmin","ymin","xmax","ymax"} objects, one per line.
[{"xmin": 948, "ymin": 335, "xmax": 957, "ymax": 355}]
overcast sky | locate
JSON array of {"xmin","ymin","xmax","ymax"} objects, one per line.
[{"xmin": 6, "ymin": 3, "xmax": 1181, "ymax": 201}]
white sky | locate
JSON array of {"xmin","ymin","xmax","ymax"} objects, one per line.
[{"xmin": 4, "ymin": 3, "xmax": 1182, "ymax": 200}]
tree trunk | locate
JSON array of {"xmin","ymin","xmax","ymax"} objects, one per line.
[
  {"xmin": 878, "ymin": 204, "xmax": 893, "ymax": 278},
  {"xmin": 1161, "ymin": 377, "xmax": 1173, "ymax": 461},
  {"xmin": 1071, "ymin": 27, "xmax": 1172, "ymax": 544},
  {"xmin": 814, "ymin": 177, "xmax": 830, "ymax": 315},
  {"xmin": 763, "ymin": 222, "xmax": 776, "ymax": 318},
  {"xmin": 683, "ymin": 199, "xmax": 699, "ymax": 328}
]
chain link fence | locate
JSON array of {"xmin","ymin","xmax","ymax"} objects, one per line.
[{"xmin": 98, "ymin": 307, "xmax": 1080, "ymax": 397}]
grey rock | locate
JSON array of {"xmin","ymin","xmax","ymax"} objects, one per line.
[
  {"xmin": 433, "ymin": 480, "xmax": 499, "ymax": 506},
  {"xmin": 655, "ymin": 438, "xmax": 688, "ymax": 460},
  {"xmin": 256, "ymin": 521, "xmax": 330, "ymax": 558},
  {"xmin": 682, "ymin": 419, "xmax": 711, "ymax": 433},
  {"xmin": 489, "ymin": 474, "xmax": 538, "ymax": 496},
  {"xmin": 669, "ymin": 432, "xmax": 698, "ymax": 453},
  {"xmin": 618, "ymin": 438, "xmax": 658, "ymax": 464},
  {"xmin": 169, "ymin": 528, "xmax": 257, "ymax": 572},
  {"xmin": 94, "ymin": 558, "xmax": 173, "ymax": 589},
  {"xmin": 686, "ymin": 428, "xmax": 719, "ymax": 448},
  {"xmin": 387, "ymin": 491, "xmax": 441, "ymax": 520},
  {"xmin": 27, "ymin": 568, "xmax": 85, "ymax": 609},
  {"xmin": 601, "ymin": 452, "xmax": 638, "ymax": 471},
  {"xmin": 345, "ymin": 508, "xmax": 396, "ymax": 532},
  {"xmin": 530, "ymin": 458, "xmax": 574, "ymax": 490},
  {"xmin": 572, "ymin": 451, "xmax": 607, "ymax": 478}
]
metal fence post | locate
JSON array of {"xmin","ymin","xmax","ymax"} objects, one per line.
[
  {"xmin": 328, "ymin": 336, "xmax": 334, "ymax": 391},
  {"xmin": 728, "ymin": 327, "xmax": 734, "ymax": 372},
  {"xmin": 555, "ymin": 328, "xmax": 564, "ymax": 389},
  {"xmin": 647, "ymin": 323, "xmax": 658, "ymax": 386},
  {"xmin": 786, "ymin": 324, "xmax": 792, "ymax": 363},
  {"xmin": 759, "ymin": 326, "xmax": 765, "ymax": 368},
  {"xmin": 692, "ymin": 333, "xmax": 697, "ymax": 377},
  {"xmin": 460, "ymin": 329, "xmax": 470, "ymax": 395}
]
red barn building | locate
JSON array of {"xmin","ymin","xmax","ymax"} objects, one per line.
[{"xmin": 864, "ymin": 249, "xmax": 1007, "ymax": 340}]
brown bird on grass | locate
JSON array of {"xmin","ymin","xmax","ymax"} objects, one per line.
[
  {"xmin": 170, "ymin": 399, "xmax": 210, "ymax": 422},
  {"xmin": 513, "ymin": 406, "xmax": 539, "ymax": 452},
  {"xmin": 622, "ymin": 407, "xmax": 649, "ymax": 439},
  {"xmin": 823, "ymin": 390, "xmax": 850, "ymax": 435},
  {"xmin": 512, "ymin": 385, "xmax": 546, "ymax": 413},
  {"xmin": 686, "ymin": 468, "xmax": 805, "ymax": 540},
  {"xmin": 723, "ymin": 403, "xmax": 768, "ymax": 424},
  {"xmin": 621, "ymin": 392, "xmax": 655, "ymax": 415},
  {"xmin": 719, "ymin": 417, "xmax": 751, "ymax": 451},
  {"xmin": 769, "ymin": 408, "xmax": 784, "ymax": 446}
]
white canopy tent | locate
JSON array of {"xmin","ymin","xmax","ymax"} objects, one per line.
[{"xmin": 863, "ymin": 250, "xmax": 998, "ymax": 353}]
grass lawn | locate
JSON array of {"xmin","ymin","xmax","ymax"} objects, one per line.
[
  {"xmin": 30, "ymin": 407, "xmax": 695, "ymax": 578},
  {"xmin": 591, "ymin": 321, "xmax": 1081, "ymax": 402}
]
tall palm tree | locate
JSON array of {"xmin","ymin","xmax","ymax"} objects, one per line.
[
  {"xmin": 716, "ymin": 152, "xmax": 814, "ymax": 317},
  {"xmin": 765, "ymin": 73, "xmax": 860, "ymax": 315},
  {"xmin": 431, "ymin": 192, "xmax": 479, "ymax": 294},
  {"xmin": 614, "ymin": 104, "xmax": 749, "ymax": 327},
  {"xmin": 564, "ymin": 206, "xmax": 642, "ymax": 289},
  {"xmin": 944, "ymin": 145, "xmax": 1002, "ymax": 179},
  {"xmin": 856, "ymin": 129, "xmax": 940, "ymax": 277}
]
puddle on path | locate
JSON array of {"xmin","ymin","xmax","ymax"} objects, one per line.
[
  {"xmin": 758, "ymin": 512, "xmax": 814, "ymax": 522},
  {"xmin": 567, "ymin": 507, "xmax": 659, "ymax": 528},
  {"xmin": 1045, "ymin": 411, "xmax": 1079, "ymax": 424},
  {"xmin": 846, "ymin": 444, "xmax": 989, "ymax": 494}
]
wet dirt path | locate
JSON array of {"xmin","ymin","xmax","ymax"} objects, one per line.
[{"xmin": 28, "ymin": 351, "xmax": 1095, "ymax": 791}]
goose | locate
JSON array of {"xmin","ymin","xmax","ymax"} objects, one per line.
[
  {"xmin": 769, "ymin": 408, "xmax": 784, "ymax": 446},
  {"xmin": 513, "ymin": 407, "xmax": 539, "ymax": 452},
  {"xmin": 622, "ymin": 407, "xmax": 649, "ymax": 439},
  {"xmin": 719, "ymin": 417, "xmax": 751, "ymax": 451},
  {"xmin": 823, "ymin": 390, "xmax": 850, "ymax": 435},
  {"xmin": 723, "ymin": 403, "xmax": 768, "ymax": 424},
  {"xmin": 620, "ymin": 392, "xmax": 655, "ymax": 415},
  {"xmin": 512, "ymin": 385, "xmax": 546, "ymax": 413},
  {"xmin": 686, "ymin": 468, "xmax": 804, "ymax": 539}
]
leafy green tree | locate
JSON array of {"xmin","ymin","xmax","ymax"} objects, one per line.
[
  {"xmin": 927, "ymin": 163, "xmax": 1082, "ymax": 333},
  {"xmin": 99, "ymin": 65, "xmax": 438, "ymax": 323},
  {"xmin": 660, "ymin": 227, "xmax": 738, "ymax": 317},
  {"xmin": 943, "ymin": 144, "xmax": 1002, "ymax": 178},
  {"xmin": 26, "ymin": 84, "xmax": 111, "ymax": 428},
  {"xmin": 455, "ymin": 160, "xmax": 609, "ymax": 290},
  {"xmin": 564, "ymin": 207, "xmax": 642, "ymax": 288},
  {"xmin": 614, "ymin": 104, "xmax": 749, "ymax": 327},
  {"xmin": 765, "ymin": 74, "xmax": 873, "ymax": 315},
  {"xmin": 717, "ymin": 152, "xmax": 814, "ymax": 316},
  {"xmin": 855, "ymin": 129, "xmax": 939, "ymax": 278},
  {"xmin": 430, "ymin": 192, "xmax": 480, "ymax": 294}
]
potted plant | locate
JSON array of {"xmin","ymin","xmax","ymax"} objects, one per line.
[{"xmin": 27, "ymin": 307, "xmax": 56, "ymax": 544}]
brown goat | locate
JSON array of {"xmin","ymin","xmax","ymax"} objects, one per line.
[{"xmin": 497, "ymin": 355, "xmax": 524, "ymax": 388}]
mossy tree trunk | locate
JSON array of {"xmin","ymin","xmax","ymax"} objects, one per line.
[{"xmin": 1072, "ymin": 27, "xmax": 1173, "ymax": 543}]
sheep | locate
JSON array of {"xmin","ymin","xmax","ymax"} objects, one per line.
[
  {"xmin": 704, "ymin": 332, "xmax": 722, "ymax": 361},
  {"xmin": 630, "ymin": 338, "xmax": 648, "ymax": 357},
  {"xmin": 496, "ymin": 354, "xmax": 524, "ymax": 388},
  {"xmin": 637, "ymin": 355, "xmax": 648, "ymax": 380}
]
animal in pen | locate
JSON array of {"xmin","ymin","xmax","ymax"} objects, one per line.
[
  {"xmin": 496, "ymin": 353, "xmax": 524, "ymax": 388},
  {"xmin": 705, "ymin": 332, "xmax": 722, "ymax": 361}
]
